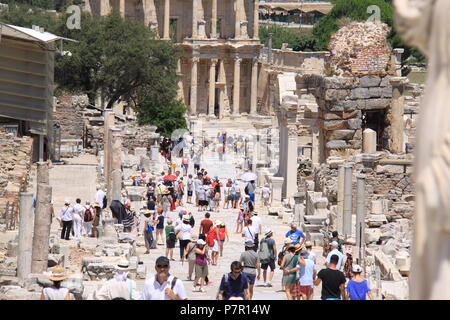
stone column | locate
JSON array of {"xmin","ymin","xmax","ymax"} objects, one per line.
[
  {"xmin": 110, "ymin": 133, "xmax": 122, "ymax": 203},
  {"xmin": 192, "ymin": 0, "xmax": 198, "ymax": 38},
  {"xmin": 336, "ymin": 165, "xmax": 345, "ymax": 235},
  {"xmin": 293, "ymin": 192, "xmax": 306, "ymax": 225},
  {"xmin": 250, "ymin": 58, "xmax": 258, "ymax": 115},
  {"xmin": 100, "ymin": 0, "xmax": 111, "ymax": 15},
  {"xmin": 285, "ymin": 125, "xmax": 298, "ymax": 199},
  {"xmin": 356, "ymin": 175, "xmax": 366, "ymax": 269},
  {"xmin": 103, "ymin": 111, "xmax": 115, "ymax": 193},
  {"xmin": 112, "ymin": 170, "xmax": 122, "ymax": 202},
  {"xmin": 234, "ymin": 0, "xmax": 241, "ymax": 38},
  {"xmin": 17, "ymin": 192, "xmax": 34, "ymax": 281},
  {"xmin": 363, "ymin": 128, "xmax": 377, "ymax": 153},
  {"xmin": 211, "ymin": 0, "xmax": 217, "ymax": 38},
  {"xmin": 253, "ymin": 0, "xmax": 259, "ymax": 39},
  {"xmin": 208, "ymin": 59, "xmax": 218, "ymax": 117},
  {"xmin": 176, "ymin": 58, "xmax": 184, "ymax": 102},
  {"xmin": 31, "ymin": 163, "xmax": 52, "ymax": 274},
  {"xmin": 119, "ymin": 0, "xmax": 125, "ymax": 17},
  {"xmin": 163, "ymin": 0, "xmax": 170, "ymax": 40},
  {"xmin": 343, "ymin": 164, "xmax": 353, "ymax": 239},
  {"xmin": 190, "ymin": 57, "xmax": 199, "ymax": 116},
  {"xmin": 217, "ymin": 59, "xmax": 226, "ymax": 118},
  {"xmin": 233, "ymin": 57, "xmax": 241, "ymax": 115},
  {"xmin": 390, "ymin": 77, "xmax": 408, "ymax": 154}
]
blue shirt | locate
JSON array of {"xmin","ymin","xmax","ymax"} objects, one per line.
[
  {"xmin": 219, "ymin": 273, "xmax": 249, "ymax": 300},
  {"xmin": 326, "ymin": 249, "xmax": 345, "ymax": 270},
  {"xmin": 285, "ymin": 230, "xmax": 305, "ymax": 245},
  {"xmin": 346, "ymin": 280, "xmax": 371, "ymax": 300},
  {"xmin": 297, "ymin": 259, "xmax": 317, "ymax": 286}
]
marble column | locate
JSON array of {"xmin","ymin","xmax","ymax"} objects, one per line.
[
  {"xmin": 17, "ymin": 192, "xmax": 34, "ymax": 281},
  {"xmin": 356, "ymin": 175, "xmax": 366, "ymax": 266},
  {"xmin": 250, "ymin": 58, "xmax": 258, "ymax": 115},
  {"xmin": 233, "ymin": 57, "xmax": 241, "ymax": 115},
  {"xmin": 143, "ymin": 0, "xmax": 158, "ymax": 29},
  {"xmin": 119, "ymin": 0, "xmax": 125, "ymax": 17},
  {"xmin": 190, "ymin": 57, "xmax": 199, "ymax": 116},
  {"xmin": 208, "ymin": 59, "xmax": 218, "ymax": 117},
  {"xmin": 163, "ymin": 0, "xmax": 170, "ymax": 40},
  {"xmin": 211, "ymin": 0, "xmax": 217, "ymax": 38},
  {"xmin": 192, "ymin": 0, "xmax": 198, "ymax": 38},
  {"xmin": 390, "ymin": 77, "xmax": 408, "ymax": 154},
  {"xmin": 217, "ymin": 59, "xmax": 226, "ymax": 118},
  {"xmin": 285, "ymin": 125, "xmax": 298, "ymax": 199},
  {"xmin": 343, "ymin": 164, "xmax": 353, "ymax": 239},
  {"xmin": 336, "ymin": 165, "xmax": 345, "ymax": 235},
  {"xmin": 176, "ymin": 58, "xmax": 184, "ymax": 102},
  {"xmin": 253, "ymin": 0, "xmax": 259, "ymax": 39},
  {"xmin": 100, "ymin": 0, "xmax": 111, "ymax": 16}
]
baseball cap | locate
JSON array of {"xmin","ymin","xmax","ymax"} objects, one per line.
[
  {"xmin": 197, "ymin": 239, "xmax": 206, "ymax": 245},
  {"xmin": 330, "ymin": 241, "xmax": 339, "ymax": 247},
  {"xmin": 352, "ymin": 264, "xmax": 362, "ymax": 273}
]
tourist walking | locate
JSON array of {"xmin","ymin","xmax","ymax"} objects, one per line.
[
  {"xmin": 218, "ymin": 221, "xmax": 229, "ymax": 257},
  {"xmin": 242, "ymin": 219, "xmax": 257, "ymax": 251},
  {"xmin": 239, "ymin": 240, "xmax": 261, "ymax": 300},
  {"xmin": 208, "ymin": 221, "xmax": 221, "ymax": 266},
  {"xmin": 259, "ymin": 229, "xmax": 277, "ymax": 287},
  {"xmin": 184, "ymin": 235, "xmax": 198, "ymax": 281},
  {"xmin": 346, "ymin": 265, "xmax": 372, "ymax": 300},
  {"xmin": 223, "ymin": 179, "xmax": 232, "ymax": 209},
  {"xmin": 304, "ymin": 241, "xmax": 316, "ymax": 264},
  {"xmin": 40, "ymin": 265, "xmax": 71, "ymax": 300},
  {"xmin": 165, "ymin": 219, "xmax": 176, "ymax": 260},
  {"xmin": 217, "ymin": 261, "xmax": 249, "ymax": 300},
  {"xmin": 181, "ymin": 155, "xmax": 189, "ymax": 176},
  {"xmin": 141, "ymin": 256, "xmax": 187, "ymax": 300},
  {"xmin": 82, "ymin": 201, "xmax": 93, "ymax": 237},
  {"xmin": 193, "ymin": 239, "xmax": 210, "ymax": 293},
  {"xmin": 122, "ymin": 202, "xmax": 135, "ymax": 233},
  {"xmin": 72, "ymin": 198, "xmax": 83, "ymax": 239},
  {"xmin": 94, "ymin": 185, "xmax": 106, "ymax": 218},
  {"xmin": 95, "ymin": 259, "xmax": 140, "ymax": 300},
  {"xmin": 295, "ymin": 250, "xmax": 317, "ymax": 300},
  {"xmin": 314, "ymin": 254, "xmax": 347, "ymax": 300},
  {"xmin": 279, "ymin": 238, "xmax": 293, "ymax": 292},
  {"xmin": 60, "ymin": 200, "xmax": 74, "ymax": 240},
  {"xmin": 199, "ymin": 212, "xmax": 213, "ymax": 237},
  {"xmin": 175, "ymin": 215, "xmax": 193, "ymax": 262},
  {"xmin": 261, "ymin": 183, "xmax": 271, "ymax": 207},
  {"xmin": 91, "ymin": 200, "xmax": 101, "ymax": 238},
  {"xmin": 143, "ymin": 210, "xmax": 154, "ymax": 254},
  {"xmin": 326, "ymin": 241, "xmax": 345, "ymax": 271},
  {"xmin": 245, "ymin": 180, "xmax": 256, "ymax": 203},
  {"xmin": 194, "ymin": 174, "xmax": 203, "ymax": 207},
  {"xmin": 285, "ymin": 223, "xmax": 305, "ymax": 246},
  {"xmin": 197, "ymin": 185, "xmax": 208, "ymax": 211},
  {"xmin": 235, "ymin": 207, "xmax": 244, "ymax": 234},
  {"xmin": 154, "ymin": 210, "xmax": 165, "ymax": 245},
  {"xmin": 281, "ymin": 246, "xmax": 300, "ymax": 300},
  {"xmin": 186, "ymin": 174, "xmax": 194, "ymax": 204},
  {"xmin": 231, "ymin": 182, "xmax": 241, "ymax": 209},
  {"xmin": 176, "ymin": 177, "xmax": 185, "ymax": 206}
]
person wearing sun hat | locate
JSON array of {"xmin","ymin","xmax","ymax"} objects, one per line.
[
  {"xmin": 260, "ymin": 228, "xmax": 277, "ymax": 288},
  {"xmin": 95, "ymin": 259, "xmax": 140, "ymax": 300},
  {"xmin": 193, "ymin": 239, "xmax": 210, "ymax": 293},
  {"xmin": 345, "ymin": 264, "xmax": 372, "ymax": 300},
  {"xmin": 40, "ymin": 265, "xmax": 71, "ymax": 300},
  {"xmin": 175, "ymin": 215, "xmax": 193, "ymax": 262}
]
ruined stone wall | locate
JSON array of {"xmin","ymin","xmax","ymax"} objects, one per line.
[
  {"xmin": 0, "ymin": 128, "xmax": 33, "ymax": 227},
  {"xmin": 120, "ymin": 125, "xmax": 160, "ymax": 153},
  {"xmin": 54, "ymin": 105, "xmax": 86, "ymax": 140}
]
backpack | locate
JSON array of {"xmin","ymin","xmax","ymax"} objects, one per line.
[
  {"xmin": 206, "ymin": 228, "xmax": 215, "ymax": 247},
  {"xmin": 84, "ymin": 206, "xmax": 93, "ymax": 222},
  {"xmin": 189, "ymin": 215, "xmax": 195, "ymax": 228},
  {"xmin": 277, "ymin": 250, "xmax": 285, "ymax": 266},
  {"xmin": 169, "ymin": 230, "xmax": 177, "ymax": 242},
  {"xmin": 244, "ymin": 185, "xmax": 249, "ymax": 195},
  {"xmin": 258, "ymin": 239, "xmax": 271, "ymax": 264},
  {"xmin": 102, "ymin": 195, "xmax": 107, "ymax": 209},
  {"xmin": 216, "ymin": 273, "xmax": 229, "ymax": 300}
]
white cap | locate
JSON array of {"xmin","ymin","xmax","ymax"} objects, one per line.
[
  {"xmin": 64, "ymin": 199, "xmax": 70, "ymax": 205},
  {"xmin": 352, "ymin": 264, "xmax": 362, "ymax": 273},
  {"xmin": 330, "ymin": 241, "xmax": 339, "ymax": 248},
  {"xmin": 196, "ymin": 239, "xmax": 206, "ymax": 245}
]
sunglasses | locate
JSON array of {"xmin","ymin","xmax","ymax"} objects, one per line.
[
  {"xmin": 156, "ymin": 264, "xmax": 169, "ymax": 268},
  {"xmin": 232, "ymin": 269, "xmax": 242, "ymax": 273}
]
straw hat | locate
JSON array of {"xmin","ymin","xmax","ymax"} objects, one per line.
[
  {"xmin": 182, "ymin": 215, "xmax": 191, "ymax": 222},
  {"xmin": 47, "ymin": 265, "xmax": 70, "ymax": 281},
  {"xmin": 215, "ymin": 220, "xmax": 223, "ymax": 226},
  {"xmin": 116, "ymin": 259, "xmax": 130, "ymax": 271},
  {"xmin": 264, "ymin": 228, "xmax": 273, "ymax": 236}
]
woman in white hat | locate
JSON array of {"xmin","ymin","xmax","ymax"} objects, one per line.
[
  {"xmin": 193, "ymin": 239, "xmax": 210, "ymax": 293},
  {"xmin": 345, "ymin": 264, "xmax": 372, "ymax": 300},
  {"xmin": 40, "ymin": 265, "xmax": 71, "ymax": 300},
  {"xmin": 95, "ymin": 259, "xmax": 140, "ymax": 300},
  {"xmin": 175, "ymin": 215, "xmax": 193, "ymax": 262}
]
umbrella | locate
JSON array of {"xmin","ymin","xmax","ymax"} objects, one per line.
[
  {"xmin": 240, "ymin": 172, "xmax": 257, "ymax": 181},
  {"xmin": 163, "ymin": 174, "xmax": 177, "ymax": 180}
]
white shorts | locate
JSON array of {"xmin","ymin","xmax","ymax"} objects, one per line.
[{"xmin": 212, "ymin": 239, "xmax": 219, "ymax": 252}]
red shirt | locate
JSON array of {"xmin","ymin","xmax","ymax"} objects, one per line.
[{"xmin": 200, "ymin": 219, "xmax": 213, "ymax": 234}]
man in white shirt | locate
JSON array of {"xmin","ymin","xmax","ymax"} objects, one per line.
[
  {"xmin": 95, "ymin": 259, "xmax": 140, "ymax": 300},
  {"xmin": 95, "ymin": 185, "xmax": 105, "ymax": 206},
  {"xmin": 261, "ymin": 184, "xmax": 271, "ymax": 207},
  {"xmin": 141, "ymin": 256, "xmax": 187, "ymax": 300},
  {"xmin": 250, "ymin": 211, "xmax": 262, "ymax": 236},
  {"xmin": 326, "ymin": 241, "xmax": 345, "ymax": 270},
  {"xmin": 60, "ymin": 200, "xmax": 74, "ymax": 240},
  {"xmin": 193, "ymin": 176, "xmax": 203, "ymax": 206},
  {"xmin": 242, "ymin": 219, "xmax": 257, "ymax": 251}
]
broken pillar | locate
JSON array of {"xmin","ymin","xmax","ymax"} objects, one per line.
[
  {"xmin": 293, "ymin": 192, "xmax": 306, "ymax": 225},
  {"xmin": 363, "ymin": 128, "xmax": 377, "ymax": 154},
  {"xmin": 343, "ymin": 164, "xmax": 353, "ymax": 239},
  {"xmin": 389, "ymin": 77, "xmax": 408, "ymax": 154},
  {"xmin": 111, "ymin": 169, "xmax": 122, "ymax": 202},
  {"xmin": 17, "ymin": 192, "xmax": 34, "ymax": 281}
]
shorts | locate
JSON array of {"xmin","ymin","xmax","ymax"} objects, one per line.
[
  {"xmin": 227, "ymin": 195, "xmax": 233, "ymax": 201},
  {"xmin": 249, "ymin": 193, "xmax": 255, "ymax": 202},
  {"xmin": 181, "ymin": 164, "xmax": 188, "ymax": 169},
  {"xmin": 166, "ymin": 239, "xmax": 176, "ymax": 248},
  {"xmin": 200, "ymin": 200, "xmax": 208, "ymax": 206},
  {"xmin": 188, "ymin": 191, "xmax": 193, "ymax": 197},
  {"xmin": 194, "ymin": 164, "xmax": 200, "ymax": 171},
  {"xmin": 195, "ymin": 264, "xmax": 208, "ymax": 278},
  {"xmin": 243, "ymin": 272, "xmax": 256, "ymax": 285},
  {"xmin": 212, "ymin": 239, "xmax": 219, "ymax": 252},
  {"xmin": 261, "ymin": 259, "xmax": 275, "ymax": 271},
  {"xmin": 231, "ymin": 195, "xmax": 239, "ymax": 201},
  {"xmin": 299, "ymin": 285, "xmax": 312, "ymax": 296}
]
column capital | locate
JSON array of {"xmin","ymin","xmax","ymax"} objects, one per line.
[
  {"xmin": 234, "ymin": 56, "xmax": 242, "ymax": 64},
  {"xmin": 211, "ymin": 58, "xmax": 219, "ymax": 65},
  {"xmin": 389, "ymin": 76, "xmax": 409, "ymax": 87},
  {"xmin": 192, "ymin": 56, "xmax": 200, "ymax": 63}
]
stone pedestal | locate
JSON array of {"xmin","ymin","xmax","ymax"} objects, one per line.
[
  {"xmin": 269, "ymin": 176, "xmax": 284, "ymax": 206},
  {"xmin": 111, "ymin": 169, "xmax": 122, "ymax": 202}
]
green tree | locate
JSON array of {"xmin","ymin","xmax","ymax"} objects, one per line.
[
  {"xmin": 2, "ymin": 0, "xmax": 55, "ymax": 10},
  {"xmin": 0, "ymin": 3, "xmax": 59, "ymax": 30}
]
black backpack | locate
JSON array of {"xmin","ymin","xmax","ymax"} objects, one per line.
[
  {"xmin": 277, "ymin": 250, "xmax": 285, "ymax": 266},
  {"xmin": 189, "ymin": 215, "xmax": 195, "ymax": 228},
  {"xmin": 169, "ymin": 231, "xmax": 177, "ymax": 242},
  {"xmin": 84, "ymin": 207, "xmax": 93, "ymax": 222},
  {"xmin": 102, "ymin": 195, "xmax": 107, "ymax": 209},
  {"xmin": 244, "ymin": 185, "xmax": 249, "ymax": 195}
]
